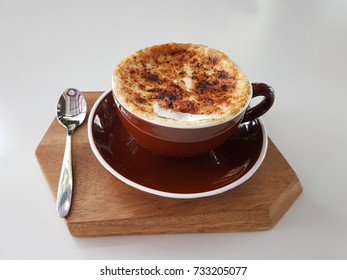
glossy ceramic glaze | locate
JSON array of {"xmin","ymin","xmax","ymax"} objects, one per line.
[
  {"xmin": 113, "ymin": 83, "xmax": 274, "ymax": 157},
  {"xmin": 88, "ymin": 90, "xmax": 268, "ymax": 199}
]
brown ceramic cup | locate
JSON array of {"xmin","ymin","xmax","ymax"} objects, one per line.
[
  {"xmin": 112, "ymin": 44, "xmax": 275, "ymax": 158},
  {"xmin": 112, "ymin": 83, "xmax": 274, "ymax": 158}
]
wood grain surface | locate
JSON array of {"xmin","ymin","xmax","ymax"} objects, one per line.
[{"xmin": 35, "ymin": 91, "xmax": 302, "ymax": 237}]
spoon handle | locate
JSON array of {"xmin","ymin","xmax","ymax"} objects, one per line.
[{"xmin": 56, "ymin": 128, "xmax": 74, "ymax": 218}]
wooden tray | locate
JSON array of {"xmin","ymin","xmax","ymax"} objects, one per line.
[{"xmin": 35, "ymin": 91, "xmax": 302, "ymax": 237}]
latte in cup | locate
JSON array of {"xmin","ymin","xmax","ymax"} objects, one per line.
[{"xmin": 112, "ymin": 43, "xmax": 251, "ymax": 127}]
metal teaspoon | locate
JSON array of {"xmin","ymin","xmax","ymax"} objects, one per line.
[{"xmin": 56, "ymin": 88, "xmax": 87, "ymax": 218}]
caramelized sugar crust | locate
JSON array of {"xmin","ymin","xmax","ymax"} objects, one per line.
[{"xmin": 113, "ymin": 43, "xmax": 250, "ymax": 125}]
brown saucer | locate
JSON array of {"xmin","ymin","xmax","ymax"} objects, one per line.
[{"xmin": 88, "ymin": 90, "xmax": 267, "ymax": 198}]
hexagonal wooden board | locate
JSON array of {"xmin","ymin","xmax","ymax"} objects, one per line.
[{"xmin": 35, "ymin": 91, "xmax": 302, "ymax": 236}]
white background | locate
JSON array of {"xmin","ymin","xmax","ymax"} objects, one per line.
[{"xmin": 0, "ymin": 0, "xmax": 346, "ymax": 259}]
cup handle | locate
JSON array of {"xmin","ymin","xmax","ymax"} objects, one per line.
[{"xmin": 242, "ymin": 83, "xmax": 275, "ymax": 123}]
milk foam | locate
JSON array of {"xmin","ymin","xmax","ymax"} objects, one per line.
[
  {"xmin": 182, "ymin": 77, "xmax": 192, "ymax": 92},
  {"xmin": 113, "ymin": 43, "xmax": 251, "ymax": 127},
  {"xmin": 153, "ymin": 102, "xmax": 217, "ymax": 123}
]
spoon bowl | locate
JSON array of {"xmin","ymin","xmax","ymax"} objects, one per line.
[{"xmin": 56, "ymin": 88, "xmax": 87, "ymax": 218}]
